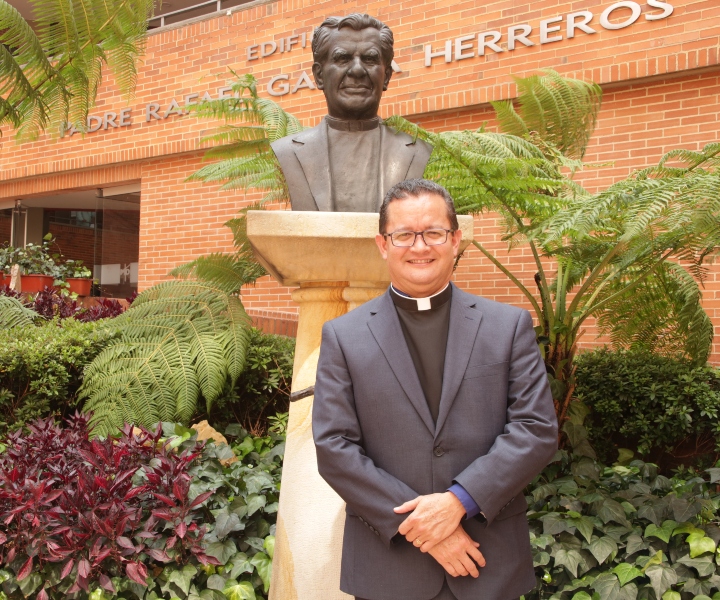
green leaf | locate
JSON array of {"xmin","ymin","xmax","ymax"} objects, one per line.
[
  {"xmin": 615, "ymin": 449, "xmax": 634, "ymax": 465},
  {"xmin": 263, "ymin": 535, "xmax": 275, "ymax": 560},
  {"xmin": 223, "ymin": 579, "xmax": 256, "ymax": 600},
  {"xmin": 670, "ymin": 497, "xmax": 700, "ymax": 522},
  {"xmin": 542, "ymin": 513, "xmax": 571, "ymax": 535},
  {"xmin": 642, "ymin": 550, "xmax": 664, "ymax": 572},
  {"xmin": 589, "ymin": 536, "xmax": 618, "ymax": 564},
  {"xmin": 687, "ymin": 533, "xmax": 717, "ymax": 558},
  {"xmin": 613, "ymin": 563, "xmax": 643, "ymax": 587},
  {"xmin": 214, "ymin": 511, "xmax": 244, "ymax": 540},
  {"xmin": 207, "ymin": 575, "xmax": 226, "ymax": 591},
  {"xmin": 206, "ymin": 540, "xmax": 238, "ymax": 566},
  {"xmin": 250, "ymin": 552, "xmax": 272, "ymax": 593},
  {"xmin": 661, "ymin": 592, "xmax": 681, "ymax": 600},
  {"xmin": 645, "ymin": 564, "xmax": 677, "ymax": 599},
  {"xmin": 637, "ymin": 502, "xmax": 665, "ymax": 526},
  {"xmin": 677, "ymin": 554, "xmax": 716, "ymax": 577},
  {"xmin": 229, "ymin": 553, "xmax": 253, "ymax": 580},
  {"xmin": 569, "ymin": 515, "xmax": 595, "ymax": 543},
  {"xmin": 168, "ymin": 565, "xmax": 198, "ymax": 596},
  {"xmin": 598, "ymin": 499, "xmax": 630, "ymax": 527},
  {"xmin": 706, "ymin": 468, "xmax": 720, "ymax": 483},
  {"xmin": 555, "ymin": 548, "xmax": 584, "ymax": 578},
  {"xmin": 572, "ymin": 593, "xmax": 593, "ymax": 600},
  {"xmin": 625, "ymin": 534, "xmax": 647, "ymax": 555},
  {"xmin": 672, "ymin": 523, "xmax": 704, "ymax": 536},
  {"xmin": 200, "ymin": 590, "xmax": 226, "ymax": 600},
  {"xmin": 18, "ymin": 573, "xmax": 42, "ymax": 597},
  {"xmin": 617, "ymin": 582, "xmax": 638, "ymax": 600},
  {"xmin": 246, "ymin": 494, "xmax": 266, "ymax": 516},
  {"xmin": 645, "ymin": 520, "xmax": 677, "ymax": 543},
  {"xmin": 591, "ymin": 572, "xmax": 620, "ymax": 600}
]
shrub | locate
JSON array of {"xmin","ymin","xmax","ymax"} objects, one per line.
[
  {"xmin": 0, "ymin": 319, "xmax": 118, "ymax": 434},
  {"xmin": 206, "ymin": 328, "xmax": 294, "ymax": 435},
  {"xmin": 0, "ymin": 415, "xmax": 217, "ymax": 599},
  {"xmin": 575, "ymin": 349, "xmax": 720, "ymax": 469},
  {"xmin": 0, "ymin": 414, "xmax": 285, "ymax": 599},
  {"xmin": 527, "ymin": 403, "xmax": 720, "ymax": 599}
]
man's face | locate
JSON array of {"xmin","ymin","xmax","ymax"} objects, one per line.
[
  {"xmin": 312, "ymin": 27, "xmax": 392, "ymax": 121},
  {"xmin": 375, "ymin": 194, "xmax": 462, "ymax": 298}
]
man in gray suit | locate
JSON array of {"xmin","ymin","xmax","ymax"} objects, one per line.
[
  {"xmin": 313, "ymin": 179, "xmax": 558, "ymax": 600},
  {"xmin": 271, "ymin": 14, "xmax": 431, "ymax": 212}
]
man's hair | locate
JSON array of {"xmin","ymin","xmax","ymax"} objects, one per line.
[
  {"xmin": 312, "ymin": 14, "xmax": 394, "ymax": 69},
  {"xmin": 379, "ymin": 179, "xmax": 459, "ymax": 234}
]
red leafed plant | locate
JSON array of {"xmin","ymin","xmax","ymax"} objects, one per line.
[{"xmin": 0, "ymin": 413, "xmax": 218, "ymax": 597}]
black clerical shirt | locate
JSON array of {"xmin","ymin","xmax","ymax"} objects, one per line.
[{"xmin": 390, "ymin": 284, "xmax": 452, "ymax": 423}]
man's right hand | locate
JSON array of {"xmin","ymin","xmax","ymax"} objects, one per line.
[{"xmin": 427, "ymin": 525, "xmax": 486, "ymax": 578}]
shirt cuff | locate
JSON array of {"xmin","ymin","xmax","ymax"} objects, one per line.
[{"xmin": 448, "ymin": 483, "xmax": 481, "ymax": 519}]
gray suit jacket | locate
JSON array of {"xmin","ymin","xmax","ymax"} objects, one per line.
[
  {"xmin": 313, "ymin": 285, "xmax": 558, "ymax": 600},
  {"xmin": 270, "ymin": 121, "xmax": 432, "ymax": 211}
]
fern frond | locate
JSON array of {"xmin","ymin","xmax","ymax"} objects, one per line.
[
  {"xmin": 0, "ymin": 0, "xmax": 154, "ymax": 140},
  {"xmin": 492, "ymin": 70, "xmax": 602, "ymax": 159},
  {"xmin": 80, "ymin": 280, "xmax": 252, "ymax": 436},
  {"xmin": 0, "ymin": 296, "xmax": 36, "ymax": 329}
]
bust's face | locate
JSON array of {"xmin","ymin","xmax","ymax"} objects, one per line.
[{"xmin": 312, "ymin": 27, "xmax": 392, "ymax": 121}]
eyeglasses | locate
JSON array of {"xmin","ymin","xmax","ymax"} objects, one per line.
[{"xmin": 384, "ymin": 229, "xmax": 454, "ymax": 247}]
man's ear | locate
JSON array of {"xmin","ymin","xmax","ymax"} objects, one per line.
[
  {"xmin": 451, "ymin": 228, "xmax": 463, "ymax": 257},
  {"xmin": 375, "ymin": 233, "xmax": 389, "ymax": 259},
  {"xmin": 382, "ymin": 65, "xmax": 393, "ymax": 91},
  {"xmin": 312, "ymin": 63, "xmax": 324, "ymax": 90}
]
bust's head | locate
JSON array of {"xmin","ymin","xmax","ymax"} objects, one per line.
[{"xmin": 311, "ymin": 14, "xmax": 394, "ymax": 121}]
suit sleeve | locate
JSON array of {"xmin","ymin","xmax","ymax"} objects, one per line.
[
  {"xmin": 313, "ymin": 321, "xmax": 420, "ymax": 547},
  {"xmin": 453, "ymin": 309, "xmax": 558, "ymax": 525}
]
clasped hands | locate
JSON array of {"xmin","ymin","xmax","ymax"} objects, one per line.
[{"xmin": 394, "ymin": 492, "xmax": 486, "ymax": 578}]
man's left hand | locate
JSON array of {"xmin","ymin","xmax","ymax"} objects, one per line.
[{"xmin": 394, "ymin": 492, "xmax": 466, "ymax": 552}]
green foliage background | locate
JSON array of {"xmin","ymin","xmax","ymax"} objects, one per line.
[
  {"xmin": 0, "ymin": 318, "xmax": 116, "ymax": 434},
  {"xmin": 575, "ymin": 350, "xmax": 720, "ymax": 468}
]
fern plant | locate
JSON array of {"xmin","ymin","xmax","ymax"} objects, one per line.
[
  {"xmin": 186, "ymin": 73, "xmax": 304, "ymax": 204},
  {"xmin": 80, "ymin": 280, "xmax": 251, "ymax": 436},
  {"xmin": 390, "ymin": 74, "xmax": 719, "ymax": 432},
  {"xmin": 189, "ymin": 70, "xmax": 719, "ymax": 437},
  {"xmin": 0, "ymin": 295, "xmax": 36, "ymax": 329},
  {"xmin": 0, "ymin": 0, "xmax": 154, "ymax": 140}
]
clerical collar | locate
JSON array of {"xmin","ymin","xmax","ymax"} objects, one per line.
[
  {"xmin": 325, "ymin": 115, "xmax": 382, "ymax": 132},
  {"xmin": 390, "ymin": 284, "xmax": 452, "ymax": 312}
]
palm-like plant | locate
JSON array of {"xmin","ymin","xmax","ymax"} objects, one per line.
[
  {"xmin": 0, "ymin": 0, "xmax": 155, "ymax": 140},
  {"xmin": 189, "ymin": 71, "xmax": 720, "ymax": 436}
]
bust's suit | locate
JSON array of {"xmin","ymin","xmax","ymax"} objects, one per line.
[
  {"xmin": 313, "ymin": 284, "xmax": 558, "ymax": 600},
  {"xmin": 271, "ymin": 121, "xmax": 432, "ymax": 211}
]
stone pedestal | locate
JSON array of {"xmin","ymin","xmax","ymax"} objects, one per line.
[{"xmin": 246, "ymin": 210, "xmax": 473, "ymax": 600}]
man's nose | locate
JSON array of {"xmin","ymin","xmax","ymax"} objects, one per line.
[{"xmin": 347, "ymin": 56, "xmax": 367, "ymax": 78}]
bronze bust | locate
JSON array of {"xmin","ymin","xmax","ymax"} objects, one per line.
[{"xmin": 271, "ymin": 14, "xmax": 432, "ymax": 212}]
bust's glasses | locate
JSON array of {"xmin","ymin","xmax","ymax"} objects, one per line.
[{"xmin": 384, "ymin": 229, "xmax": 454, "ymax": 247}]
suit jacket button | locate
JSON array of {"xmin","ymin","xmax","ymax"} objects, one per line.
[{"xmin": 433, "ymin": 446, "xmax": 445, "ymax": 457}]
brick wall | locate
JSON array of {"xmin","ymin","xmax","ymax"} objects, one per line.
[{"xmin": 0, "ymin": 0, "xmax": 717, "ymax": 360}]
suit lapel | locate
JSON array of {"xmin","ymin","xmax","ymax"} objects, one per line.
[
  {"xmin": 367, "ymin": 292, "xmax": 435, "ymax": 435},
  {"xmin": 435, "ymin": 287, "xmax": 483, "ymax": 437},
  {"xmin": 292, "ymin": 123, "xmax": 332, "ymax": 212}
]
